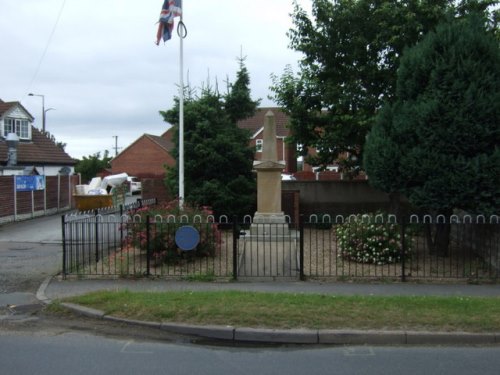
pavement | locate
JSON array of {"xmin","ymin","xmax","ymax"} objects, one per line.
[
  {"xmin": 2, "ymin": 211, "xmax": 500, "ymax": 345},
  {"xmin": 33, "ymin": 276, "xmax": 500, "ymax": 346},
  {"xmin": 0, "ymin": 210, "xmax": 500, "ymax": 345}
]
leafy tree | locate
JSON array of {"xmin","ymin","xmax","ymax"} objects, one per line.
[
  {"xmin": 224, "ymin": 55, "xmax": 261, "ymax": 123},
  {"xmin": 56, "ymin": 141, "xmax": 67, "ymax": 151},
  {"xmin": 270, "ymin": 0, "xmax": 498, "ymax": 176},
  {"xmin": 42, "ymin": 130, "xmax": 67, "ymax": 151},
  {"xmin": 161, "ymin": 62, "xmax": 258, "ymax": 219},
  {"xmin": 75, "ymin": 151, "xmax": 112, "ymax": 183},
  {"xmin": 364, "ymin": 14, "xmax": 500, "ymax": 254}
]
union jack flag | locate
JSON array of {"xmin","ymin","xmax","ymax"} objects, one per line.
[{"xmin": 156, "ymin": 0, "xmax": 182, "ymax": 45}]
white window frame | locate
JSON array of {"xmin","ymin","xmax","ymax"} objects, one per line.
[
  {"xmin": 4, "ymin": 117, "xmax": 29, "ymax": 139},
  {"xmin": 4, "ymin": 118, "xmax": 14, "ymax": 136},
  {"xmin": 256, "ymin": 139, "xmax": 263, "ymax": 153}
]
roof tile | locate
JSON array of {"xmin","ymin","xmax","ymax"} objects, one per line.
[
  {"xmin": 237, "ymin": 107, "xmax": 290, "ymax": 138},
  {"xmin": 0, "ymin": 127, "xmax": 75, "ymax": 166}
]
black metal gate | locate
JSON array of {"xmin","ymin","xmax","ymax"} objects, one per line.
[{"xmin": 233, "ymin": 221, "xmax": 301, "ymax": 280}]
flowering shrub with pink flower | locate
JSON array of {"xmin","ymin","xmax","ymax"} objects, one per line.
[
  {"xmin": 337, "ymin": 213, "xmax": 412, "ymax": 265},
  {"xmin": 125, "ymin": 199, "xmax": 222, "ymax": 264}
]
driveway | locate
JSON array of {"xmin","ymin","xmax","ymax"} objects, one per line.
[
  {"xmin": 0, "ymin": 195, "xmax": 141, "ymax": 296},
  {"xmin": 0, "ymin": 214, "xmax": 63, "ymax": 299},
  {"xmin": 0, "ymin": 214, "xmax": 63, "ymax": 244}
]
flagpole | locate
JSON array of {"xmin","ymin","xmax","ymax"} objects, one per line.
[{"xmin": 178, "ymin": 11, "xmax": 185, "ymax": 209}]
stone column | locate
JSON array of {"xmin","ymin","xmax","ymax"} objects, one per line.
[{"xmin": 251, "ymin": 111, "xmax": 288, "ymax": 233}]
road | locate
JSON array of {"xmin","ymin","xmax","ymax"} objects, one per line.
[
  {"xmin": 0, "ymin": 214, "xmax": 63, "ymax": 244},
  {"xmin": 0, "ymin": 204, "xmax": 499, "ymax": 374},
  {"xmin": 0, "ymin": 195, "xmax": 140, "ymax": 296},
  {"xmin": 0, "ymin": 195, "xmax": 141, "ymax": 243},
  {"xmin": 1, "ymin": 330, "xmax": 500, "ymax": 375},
  {"xmin": 0, "ymin": 215, "xmax": 62, "ymax": 295},
  {"xmin": 0, "ymin": 195, "xmax": 141, "ymax": 293}
]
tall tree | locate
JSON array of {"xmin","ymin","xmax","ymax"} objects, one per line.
[
  {"xmin": 364, "ymin": 13, "xmax": 500, "ymax": 253},
  {"xmin": 270, "ymin": 0, "xmax": 498, "ymax": 176},
  {"xmin": 162, "ymin": 63, "xmax": 257, "ymax": 218},
  {"xmin": 225, "ymin": 55, "xmax": 261, "ymax": 123},
  {"xmin": 75, "ymin": 151, "xmax": 112, "ymax": 183}
]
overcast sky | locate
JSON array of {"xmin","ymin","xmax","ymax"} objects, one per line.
[{"xmin": 2, "ymin": 0, "xmax": 310, "ymax": 159}]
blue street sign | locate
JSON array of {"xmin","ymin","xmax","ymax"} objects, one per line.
[
  {"xmin": 15, "ymin": 176, "xmax": 45, "ymax": 192},
  {"xmin": 175, "ymin": 225, "xmax": 200, "ymax": 251}
]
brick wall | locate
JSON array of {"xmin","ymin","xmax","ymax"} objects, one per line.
[
  {"xmin": 294, "ymin": 171, "xmax": 368, "ymax": 181},
  {"xmin": 141, "ymin": 178, "xmax": 172, "ymax": 204},
  {"xmin": 251, "ymin": 137, "xmax": 299, "ymax": 173},
  {"xmin": 294, "ymin": 171, "xmax": 316, "ymax": 181},
  {"xmin": 282, "ymin": 180, "xmax": 406, "ymax": 217},
  {"xmin": 111, "ymin": 137, "xmax": 174, "ymax": 178}
]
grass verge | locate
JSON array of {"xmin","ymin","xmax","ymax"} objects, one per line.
[{"xmin": 58, "ymin": 291, "xmax": 500, "ymax": 332}]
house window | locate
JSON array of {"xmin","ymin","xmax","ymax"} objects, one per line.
[
  {"xmin": 256, "ymin": 139, "xmax": 263, "ymax": 152},
  {"xmin": 4, "ymin": 118, "xmax": 29, "ymax": 139},
  {"xmin": 4, "ymin": 118, "xmax": 13, "ymax": 135}
]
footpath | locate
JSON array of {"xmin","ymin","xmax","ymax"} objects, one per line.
[{"xmin": 36, "ymin": 277, "xmax": 500, "ymax": 346}]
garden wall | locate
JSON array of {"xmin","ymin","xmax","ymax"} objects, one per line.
[
  {"xmin": 282, "ymin": 180, "xmax": 405, "ymax": 217},
  {"xmin": 140, "ymin": 178, "xmax": 401, "ymax": 219},
  {"xmin": 141, "ymin": 178, "xmax": 172, "ymax": 204}
]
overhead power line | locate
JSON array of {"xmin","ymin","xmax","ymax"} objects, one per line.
[{"xmin": 27, "ymin": 0, "xmax": 67, "ymax": 92}]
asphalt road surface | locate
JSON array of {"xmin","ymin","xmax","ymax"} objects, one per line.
[
  {"xmin": 1, "ymin": 207, "xmax": 499, "ymax": 374},
  {"xmin": 1, "ymin": 330, "xmax": 500, "ymax": 375},
  {"xmin": 0, "ymin": 195, "xmax": 140, "ymax": 294},
  {"xmin": 0, "ymin": 214, "xmax": 63, "ymax": 244},
  {"xmin": 0, "ymin": 214, "xmax": 62, "ymax": 294}
]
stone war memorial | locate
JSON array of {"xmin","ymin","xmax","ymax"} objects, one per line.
[{"xmin": 238, "ymin": 111, "xmax": 299, "ymax": 279}]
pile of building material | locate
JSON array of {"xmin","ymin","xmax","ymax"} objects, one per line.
[{"xmin": 73, "ymin": 173, "xmax": 128, "ymax": 211}]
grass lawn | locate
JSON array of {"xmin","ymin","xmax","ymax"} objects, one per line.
[{"xmin": 55, "ymin": 290, "xmax": 500, "ymax": 333}]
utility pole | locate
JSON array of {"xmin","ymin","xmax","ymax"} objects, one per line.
[{"xmin": 112, "ymin": 136, "xmax": 122, "ymax": 157}]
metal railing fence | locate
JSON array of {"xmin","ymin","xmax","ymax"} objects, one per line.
[{"xmin": 62, "ymin": 211, "xmax": 499, "ymax": 282}]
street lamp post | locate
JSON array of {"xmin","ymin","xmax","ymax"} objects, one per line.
[
  {"xmin": 45, "ymin": 107, "xmax": 55, "ymax": 130},
  {"xmin": 28, "ymin": 93, "xmax": 49, "ymax": 133}
]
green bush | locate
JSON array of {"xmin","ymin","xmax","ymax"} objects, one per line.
[
  {"xmin": 336, "ymin": 213, "xmax": 411, "ymax": 265},
  {"xmin": 126, "ymin": 199, "xmax": 221, "ymax": 264}
]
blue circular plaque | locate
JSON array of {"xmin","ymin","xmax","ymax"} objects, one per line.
[{"xmin": 175, "ymin": 225, "xmax": 200, "ymax": 251}]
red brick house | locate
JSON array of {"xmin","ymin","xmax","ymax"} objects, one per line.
[
  {"xmin": 109, "ymin": 108, "xmax": 295, "ymax": 180},
  {"xmin": 110, "ymin": 128, "xmax": 175, "ymax": 178},
  {"xmin": 111, "ymin": 107, "xmax": 350, "ymax": 182},
  {"xmin": 237, "ymin": 107, "xmax": 356, "ymax": 180},
  {"xmin": 237, "ymin": 107, "xmax": 298, "ymax": 173},
  {"xmin": 0, "ymin": 99, "xmax": 76, "ymax": 176}
]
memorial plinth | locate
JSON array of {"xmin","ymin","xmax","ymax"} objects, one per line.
[
  {"xmin": 250, "ymin": 110, "xmax": 288, "ymax": 235},
  {"xmin": 237, "ymin": 110, "xmax": 299, "ymax": 279}
]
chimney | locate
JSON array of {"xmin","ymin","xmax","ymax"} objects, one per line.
[{"xmin": 6, "ymin": 133, "xmax": 19, "ymax": 166}]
